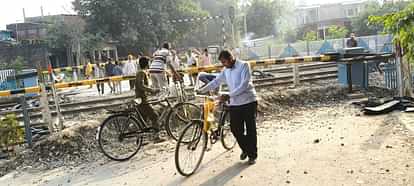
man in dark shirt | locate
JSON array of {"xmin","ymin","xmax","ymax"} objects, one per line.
[
  {"xmin": 135, "ymin": 57, "xmax": 164, "ymax": 142},
  {"xmin": 346, "ymin": 32, "xmax": 358, "ymax": 48},
  {"xmin": 105, "ymin": 58, "xmax": 116, "ymax": 93}
]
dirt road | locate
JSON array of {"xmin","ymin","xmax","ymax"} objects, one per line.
[{"xmin": 1, "ymin": 103, "xmax": 414, "ymax": 186}]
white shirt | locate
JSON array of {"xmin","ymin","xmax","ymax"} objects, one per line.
[
  {"xmin": 200, "ymin": 60, "xmax": 257, "ymax": 106},
  {"xmin": 171, "ymin": 56, "xmax": 181, "ymax": 70},
  {"xmin": 122, "ymin": 60, "xmax": 137, "ymax": 76}
]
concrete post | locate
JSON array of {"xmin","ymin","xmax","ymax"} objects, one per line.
[
  {"xmin": 92, "ymin": 50, "xmax": 96, "ymax": 63},
  {"xmin": 293, "ymin": 64, "xmax": 300, "ymax": 86},
  {"xmin": 98, "ymin": 50, "xmax": 102, "ymax": 62},
  {"xmin": 114, "ymin": 48, "xmax": 119, "ymax": 61},
  {"xmin": 20, "ymin": 96, "xmax": 32, "ymax": 148},
  {"xmin": 39, "ymin": 84, "xmax": 53, "ymax": 132}
]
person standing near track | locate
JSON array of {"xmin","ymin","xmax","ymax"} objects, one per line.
[
  {"xmin": 197, "ymin": 50, "xmax": 258, "ymax": 165},
  {"xmin": 112, "ymin": 61, "xmax": 123, "ymax": 94},
  {"xmin": 149, "ymin": 42, "xmax": 180, "ymax": 89},
  {"xmin": 85, "ymin": 60, "xmax": 94, "ymax": 88},
  {"xmin": 123, "ymin": 54, "xmax": 138, "ymax": 90},
  {"xmin": 346, "ymin": 32, "xmax": 358, "ymax": 48},
  {"xmin": 94, "ymin": 63, "xmax": 106, "ymax": 95},
  {"xmin": 105, "ymin": 58, "xmax": 116, "ymax": 94}
]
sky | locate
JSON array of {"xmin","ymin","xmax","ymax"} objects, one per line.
[{"xmin": 0, "ymin": 0, "xmax": 365, "ymax": 30}]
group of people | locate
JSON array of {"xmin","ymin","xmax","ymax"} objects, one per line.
[
  {"xmin": 85, "ymin": 58, "xmax": 130, "ymax": 95},
  {"xmin": 135, "ymin": 45, "xmax": 259, "ymax": 164},
  {"xmin": 84, "ymin": 43, "xmax": 259, "ymax": 164}
]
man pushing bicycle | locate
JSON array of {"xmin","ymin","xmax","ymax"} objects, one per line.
[{"xmin": 197, "ymin": 50, "xmax": 258, "ymax": 165}]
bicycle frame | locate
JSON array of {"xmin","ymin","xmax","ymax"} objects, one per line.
[
  {"xmin": 132, "ymin": 98, "xmax": 174, "ymax": 130},
  {"xmin": 193, "ymin": 73, "xmax": 229, "ymax": 134}
]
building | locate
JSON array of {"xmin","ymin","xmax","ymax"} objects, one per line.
[
  {"xmin": 0, "ymin": 30, "xmax": 13, "ymax": 42},
  {"xmin": 295, "ymin": 0, "xmax": 368, "ymax": 39},
  {"xmin": 6, "ymin": 22, "xmax": 47, "ymax": 42},
  {"xmin": 3, "ymin": 14, "xmax": 118, "ymax": 68}
]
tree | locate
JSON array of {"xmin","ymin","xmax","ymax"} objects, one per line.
[
  {"xmin": 351, "ymin": 0, "xmax": 410, "ymax": 36},
  {"xmin": 326, "ymin": 26, "xmax": 348, "ymax": 39},
  {"xmin": 369, "ymin": 2, "xmax": 414, "ymax": 96},
  {"xmin": 245, "ymin": 0, "xmax": 280, "ymax": 38},
  {"xmin": 0, "ymin": 56, "xmax": 26, "ymax": 72},
  {"xmin": 74, "ymin": 0, "xmax": 207, "ymax": 53},
  {"xmin": 46, "ymin": 18, "xmax": 88, "ymax": 66},
  {"xmin": 181, "ymin": 0, "xmax": 238, "ymax": 48},
  {"xmin": 303, "ymin": 31, "xmax": 317, "ymax": 41},
  {"xmin": 283, "ymin": 28, "xmax": 297, "ymax": 43}
]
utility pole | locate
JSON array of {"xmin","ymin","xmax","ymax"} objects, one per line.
[
  {"xmin": 229, "ymin": 6, "xmax": 236, "ymax": 47},
  {"xmin": 241, "ymin": 0, "xmax": 249, "ymax": 39},
  {"xmin": 244, "ymin": 14, "xmax": 248, "ymax": 39}
]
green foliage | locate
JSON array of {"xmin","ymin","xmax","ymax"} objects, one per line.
[
  {"xmin": 0, "ymin": 56, "xmax": 26, "ymax": 72},
  {"xmin": 245, "ymin": 0, "xmax": 283, "ymax": 38},
  {"xmin": 303, "ymin": 31, "xmax": 317, "ymax": 41},
  {"xmin": 369, "ymin": 2, "xmax": 414, "ymax": 61},
  {"xmin": 0, "ymin": 114, "xmax": 24, "ymax": 151},
  {"xmin": 283, "ymin": 28, "xmax": 298, "ymax": 43},
  {"xmin": 74, "ymin": 0, "xmax": 207, "ymax": 52},
  {"xmin": 326, "ymin": 26, "xmax": 349, "ymax": 39},
  {"xmin": 351, "ymin": 0, "xmax": 410, "ymax": 36}
]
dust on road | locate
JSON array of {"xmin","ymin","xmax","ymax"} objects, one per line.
[{"xmin": 2, "ymin": 102, "xmax": 414, "ymax": 186}]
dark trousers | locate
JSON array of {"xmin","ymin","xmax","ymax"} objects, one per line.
[
  {"xmin": 129, "ymin": 80, "xmax": 135, "ymax": 90},
  {"xmin": 97, "ymin": 83, "xmax": 104, "ymax": 94},
  {"xmin": 229, "ymin": 101, "xmax": 258, "ymax": 159},
  {"xmin": 138, "ymin": 102, "xmax": 159, "ymax": 130}
]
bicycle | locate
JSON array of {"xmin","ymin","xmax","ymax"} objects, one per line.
[
  {"xmin": 97, "ymin": 91, "xmax": 200, "ymax": 161},
  {"xmin": 174, "ymin": 78, "xmax": 237, "ymax": 176}
]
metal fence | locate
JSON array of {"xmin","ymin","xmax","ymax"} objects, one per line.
[
  {"xmin": 0, "ymin": 69, "xmax": 16, "ymax": 90},
  {"xmin": 240, "ymin": 34, "xmax": 393, "ymax": 60}
]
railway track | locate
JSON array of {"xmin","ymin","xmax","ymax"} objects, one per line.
[{"xmin": 2, "ymin": 62, "xmax": 338, "ymax": 125}]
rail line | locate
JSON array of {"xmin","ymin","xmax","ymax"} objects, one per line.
[{"xmin": 2, "ymin": 62, "xmax": 339, "ymax": 126}]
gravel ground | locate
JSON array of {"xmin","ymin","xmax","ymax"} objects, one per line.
[{"xmin": 1, "ymin": 83, "xmax": 413, "ymax": 186}]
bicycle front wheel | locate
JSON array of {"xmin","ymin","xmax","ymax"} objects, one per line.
[
  {"xmin": 220, "ymin": 111, "xmax": 236, "ymax": 150},
  {"xmin": 98, "ymin": 114, "xmax": 143, "ymax": 161},
  {"xmin": 166, "ymin": 102, "xmax": 201, "ymax": 141},
  {"xmin": 175, "ymin": 120, "xmax": 207, "ymax": 176}
]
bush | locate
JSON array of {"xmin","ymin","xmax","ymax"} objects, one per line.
[{"xmin": 0, "ymin": 114, "xmax": 24, "ymax": 152}]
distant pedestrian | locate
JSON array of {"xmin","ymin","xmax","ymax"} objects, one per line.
[
  {"xmin": 85, "ymin": 61, "xmax": 94, "ymax": 89},
  {"xmin": 94, "ymin": 63, "xmax": 106, "ymax": 95},
  {"xmin": 346, "ymin": 32, "xmax": 358, "ymax": 48},
  {"xmin": 105, "ymin": 58, "xmax": 116, "ymax": 93},
  {"xmin": 200, "ymin": 48, "xmax": 212, "ymax": 67},
  {"xmin": 123, "ymin": 55, "xmax": 138, "ymax": 90},
  {"xmin": 112, "ymin": 61, "xmax": 123, "ymax": 94},
  {"xmin": 171, "ymin": 50, "xmax": 181, "ymax": 71},
  {"xmin": 190, "ymin": 49, "xmax": 201, "ymax": 86}
]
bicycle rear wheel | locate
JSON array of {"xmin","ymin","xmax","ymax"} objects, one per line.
[
  {"xmin": 166, "ymin": 102, "xmax": 201, "ymax": 141},
  {"xmin": 98, "ymin": 114, "xmax": 143, "ymax": 161},
  {"xmin": 175, "ymin": 120, "xmax": 207, "ymax": 176},
  {"xmin": 220, "ymin": 111, "xmax": 236, "ymax": 150}
]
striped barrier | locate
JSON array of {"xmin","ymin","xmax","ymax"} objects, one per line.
[
  {"xmin": 0, "ymin": 53, "xmax": 395, "ymax": 97},
  {"xmin": 41, "ymin": 61, "xmax": 129, "ymax": 74},
  {"xmin": 0, "ymin": 75, "xmax": 136, "ymax": 97},
  {"xmin": 179, "ymin": 54, "xmax": 339, "ymax": 74}
]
